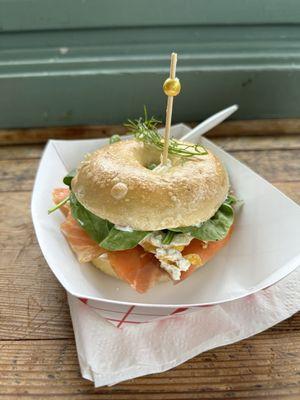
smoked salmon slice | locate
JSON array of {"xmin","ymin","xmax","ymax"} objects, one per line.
[
  {"xmin": 53, "ymin": 187, "xmax": 105, "ymax": 263},
  {"xmin": 52, "ymin": 188, "xmax": 70, "ymax": 216},
  {"xmin": 61, "ymin": 213, "xmax": 106, "ymax": 263},
  {"xmin": 108, "ymin": 246, "xmax": 167, "ymax": 293},
  {"xmin": 181, "ymin": 227, "xmax": 233, "ymax": 280}
]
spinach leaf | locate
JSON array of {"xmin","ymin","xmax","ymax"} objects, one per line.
[
  {"xmin": 69, "ymin": 192, "xmax": 148, "ymax": 250},
  {"xmin": 100, "ymin": 227, "xmax": 149, "ymax": 251},
  {"xmin": 69, "ymin": 192, "xmax": 113, "ymax": 243},
  {"xmin": 63, "ymin": 169, "xmax": 77, "ymax": 188},
  {"xmin": 170, "ymin": 201, "xmax": 234, "ymax": 241}
]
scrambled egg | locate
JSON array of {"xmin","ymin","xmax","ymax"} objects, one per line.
[{"xmin": 140, "ymin": 231, "xmax": 195, "ymax": 280}]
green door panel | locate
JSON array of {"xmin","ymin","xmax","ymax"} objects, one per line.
[{"xmin": 1, "ymin": 0, "xmax": 300, "ymax": 127}]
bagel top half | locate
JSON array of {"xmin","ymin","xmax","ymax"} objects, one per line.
[{"xmin": 71, "ymin": 139, "xmax": 229, "ymax": 231}]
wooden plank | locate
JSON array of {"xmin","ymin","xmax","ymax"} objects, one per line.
[
  {"xmin": 0, "ymin": 332, "xmax": 300, "ymax": 398},
  {"xmin": 0, "ymin": 126, "xmax": 127, "ymax": 145},
  {"xmin": 0, "ymin": 135, "xmax": 299, "ymax": 159},
  {"xmin": 0, "ymin": 141, "xmax": 299, "ymax": 340},
  {"xmin": 213, "ymin": 135, "xmax": 300, "ymax": 151},
  {"xmin": 210, "ymin": 118, "xmax": 300, "ymax": 137},
  {"xmin": 0, "ymin": 159, "xmax": 39, "ymax": 192},
  {"xmin": 0, "ymin": 136, "xmax": 299, "ymax": 398},
  {"xmin": 1, "ymin": 121, "xmax": 300, "ymax": 145},
  {"xmin": 232, "ymin": 150, "xmax": 300, "ymax": 182},
  {"xmin": 1, "ymin": 149, "xmax": 299, "ymax": 192},
  {"xmin": 0, "ymin": 192, "xmax": 73, "ymax": 340},
  {"xmin": 0, "ymin": 246, "xmax": 73, "ymax": 339},
  {"xmin": 0, "ymin": 144, "xmax": 44, "ymax": 160},
  {"xmin": 274, "ymin": 182, "xmax": 300, "ymax": 204}
]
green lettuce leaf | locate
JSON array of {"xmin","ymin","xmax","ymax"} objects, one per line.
[
  {"xmin": 63, "ymin": 169, "xmax": 77, "ymax": 188},
  {"xmin": 67, "ymin": 176, "xmax": 236, "ymax": 250},
  {"xmin": 100, "ymin": 227, "xmax": 149, "ymax": 251},
  {"xmin": 170, "ymin": 198, "xmax": 234, "ymax": 241},
  {"xmin": 69, "ymin": 192, "xmax": 113, "ymax": 243},
  {"xmin": 69, "ymin": 191, "xmax": 149, "ymax": 250}
]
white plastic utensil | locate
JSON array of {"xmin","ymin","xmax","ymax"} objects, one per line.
[{"xmin": 180, "ymin": 104, "xmax": 238, "ymax": 142}]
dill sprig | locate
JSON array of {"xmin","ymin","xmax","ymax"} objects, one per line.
[
  {"xmin": 124, "ymin": 108, "xmax": 207, "ymax": 158},
  {"xmin": 48, "ymin": 194, "xmax": 70, "ymax": 214}
]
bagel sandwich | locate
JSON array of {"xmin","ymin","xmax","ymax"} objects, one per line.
[{"xmin": 49, "ymin": 117, "xmax": 237, "ymax": 293}]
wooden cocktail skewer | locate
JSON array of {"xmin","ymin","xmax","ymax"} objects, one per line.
[{"xmin": 162, "ymin": 52, "xmax": 181, "ymax": 165}]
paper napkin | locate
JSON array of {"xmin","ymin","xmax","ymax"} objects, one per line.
[{"xmin": 68, "ymin": 266, "xmax": 300, "ymax": 387}]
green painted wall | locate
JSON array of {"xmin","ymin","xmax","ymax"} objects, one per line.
[{"xmin": 1, "ymin": 0, "xmax": 300, "ymax": 127}]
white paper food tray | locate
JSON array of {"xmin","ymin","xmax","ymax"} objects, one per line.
[{"xmin": 31, "ymin": 124, "xmax": 300, "ymax": 324}]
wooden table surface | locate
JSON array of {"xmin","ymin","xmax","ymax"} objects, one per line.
[{"xmin": 1, "ymin": 121, "xmax": 300, "ymax": 399}]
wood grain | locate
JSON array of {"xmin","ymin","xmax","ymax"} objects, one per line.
[
  {"xmin": 0, "ymin": 159, "xmax": 38, "ymax": 192},
  {"xmin": 0, "ymin": 128, "xmax": 299, "ymax": 398},
  {"xmin": 0, "ymin": 191, "xmax": 72, "ymax": 340},
  {"xmin": 0, "ymin": 125, "xmax": 127, "ymax": 145},
  {"xmin": 0, "ymin": 149, "xmax": 299, "ymax": 192},
  {"xmin": 1, "ymin": 119, "xmax": 300, "ymax": 145},
  {"xmin": 0, "ymin": 332, "xmax": 300, "ymax": 398},
  {"xmin": 0, "ymin": 144, "xmax": 44, "ymax": 160},
  {"xmin": 214, "ymin": 135, "xmax": 300, "ymax": 151},
  {"xmin": 210, "ymin": 118, "xmax": 300, "ymax": 137},
  {"xmin": 0, "ymin": 135, "xmax": 299, "ymax": 162}
]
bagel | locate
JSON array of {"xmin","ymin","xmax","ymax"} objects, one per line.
[
  {"xmin": 52, "ymin": 135, "xmax": 235, "ymax": 293},
  {"xmin": 71, "ymin": 139, "xmax": 229, "ymax": 231}
]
